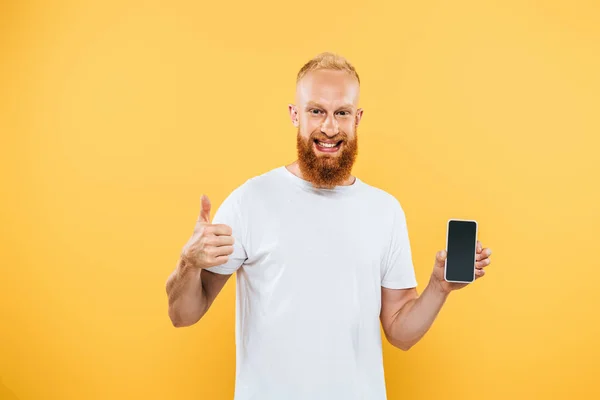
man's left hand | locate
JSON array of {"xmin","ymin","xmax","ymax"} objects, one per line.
[{"xmin": 430, "ymin": 240, "xmax": 492, "ymax": 294}]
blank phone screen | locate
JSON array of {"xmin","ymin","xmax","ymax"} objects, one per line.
[{"xmin": 446, "ymin": 220, "xmax": 477, "ymax": 282}]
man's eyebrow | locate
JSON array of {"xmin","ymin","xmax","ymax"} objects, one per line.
[{"xmin": 304, "ymin": 101, "xmax": 355, "ymax": 110}]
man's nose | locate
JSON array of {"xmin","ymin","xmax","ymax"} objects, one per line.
[{"xmin": 320, "ymin": 114, "xmax": 339, "ymax": 137}]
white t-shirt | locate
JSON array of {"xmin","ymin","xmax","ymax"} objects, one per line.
[{"xmin": 206, "ymin": 166, "xmax": 418, "ymax": 400}]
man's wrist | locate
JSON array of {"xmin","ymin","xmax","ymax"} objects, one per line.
[
  {"xmin": 177, "ymin": 256, "xmax": 200, "ymax": 279},
  {"xmin": 428, "ymin": 276, "xmax": 451, "ymax": 298}
]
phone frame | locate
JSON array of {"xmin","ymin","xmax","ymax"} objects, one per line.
[{"xmin": 444, "ymin": 218, "xmax": 478, "ymax": 284}]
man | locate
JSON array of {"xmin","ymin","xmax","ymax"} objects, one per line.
[{"xmin": 165, "ymin": 52, "xmax": 493, "ymax": 400}]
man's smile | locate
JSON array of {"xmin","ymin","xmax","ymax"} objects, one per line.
[{"xmin": 313, "ymin": 139, "xmax": 343, "ymax": 153}]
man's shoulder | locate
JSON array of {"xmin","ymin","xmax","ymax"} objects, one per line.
[
  {"xmin": 228, "ymin": 166, "xmax": 284, "ymax": 197},
  {"xmin": 357, "ymin": 179, "xmax": 404, "ymax": 213}
]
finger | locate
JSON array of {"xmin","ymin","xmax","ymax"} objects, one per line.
[
  {"xmin": 476, "ymin": 248, "xmax": 492, "ymax": 261},
  {"xmin": 476, "ymin": 258, "xmax": 491, "ymax": 269},
  {"xmin": 477, "ymin": 240, "xmax": 482, "ymax": 254},
  {"xmin": 435, "ymin": 250, "xmax": 447, "ymax": 269},
  {"xmin": 199, "ymin": 195, "xmax": 211, "ymax": 224},
  {"xmin": 211, "ymin": 255, "xmax": 230, "ymax": 266},
  {"xmin": 213, "ymin": 245, "xmax": 234, "ymax": 257},
  {"xmin": 206, "ymin": 235, "xmax": 235, "ymax": 247},
  {"xmin": 475, "ymin": 268, "xmax": 485, "ymax": 279},
  {"xmin": 205, "ymin": 224, "xmax": 233, "ymax": 236}
]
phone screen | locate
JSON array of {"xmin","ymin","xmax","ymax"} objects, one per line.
[{"xmin": 445, "ymin": 220, "xmax": 477, "ymax": 283}]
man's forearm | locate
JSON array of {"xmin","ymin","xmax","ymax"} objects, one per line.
[
  {"xmin": 166, "ymin": 259, "xmax": 207, "ymax": 327},
  {"xmin": 386, "ymin": 278, "xmax": 450, "ymax": 350}
]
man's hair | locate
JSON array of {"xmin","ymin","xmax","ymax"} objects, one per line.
[{"xmin": 296, "ymin": 52, "xmax": 360, "ymax": 86}]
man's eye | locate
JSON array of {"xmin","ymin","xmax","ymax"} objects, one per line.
[
  {"xmin": 337, "ymin": 111, "xmax": 349, "ymax": 116},
  {"xmin": 311, "ymin": 109, "xmax": 322, "ymax": 115}
]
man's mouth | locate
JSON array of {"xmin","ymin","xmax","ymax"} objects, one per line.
[{"xmin": 314, "ymin": 139, "xmax": 343, "ymax": 153}]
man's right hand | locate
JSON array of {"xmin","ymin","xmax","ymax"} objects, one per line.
[{"xmin": 180, "ymin": 195, "xmax": 234, "ymax": 269}]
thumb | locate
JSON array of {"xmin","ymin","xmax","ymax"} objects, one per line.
[
  {"xmin": 435, "ymin": 250, "xmax": 447, "ymax": 269},
  {"xmin": 198, "ymin": 194, "xmax": 211, "ymax": 224}
]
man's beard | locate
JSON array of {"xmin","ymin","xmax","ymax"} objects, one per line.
[{"xmin": 296, "ymin": 127, "xmax": 358, "ymax": 189}]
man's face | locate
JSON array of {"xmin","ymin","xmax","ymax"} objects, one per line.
[{"xmin": 289, "ymin": 69, "xmax": 364, "ymax": 188}]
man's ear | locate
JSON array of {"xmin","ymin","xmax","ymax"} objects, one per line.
[
  {"xmin": 355, "ymin": 108, "xmax": 364, "ymax": 126},
  {"xmin": 288, "ymin": 104, "xmax": 299, "ymax": 127}
]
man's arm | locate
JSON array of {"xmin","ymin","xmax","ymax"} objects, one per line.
[
  {"xmin": 166, "ymin": 194, "xmax": 236, "ymax": 327},
  {"xmin": 380, "ymin": 246, "xmax": 492, "ymax": 350},
  {"xmin": 166, "ymin": 259, "xmax": 231, "ymax": 327},
  {"xmin": 380, "ymin": 279, "xmax": 449, "ymax": 351}
]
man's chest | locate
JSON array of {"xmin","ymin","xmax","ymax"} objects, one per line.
[{"xmin": 242, "ymin": 201, "xmax": 391, "ymax": 285}]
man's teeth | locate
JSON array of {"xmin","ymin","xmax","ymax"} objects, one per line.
[{"xmin": 317, "ymin": 141, "xmax": 338, "ymax": 148}]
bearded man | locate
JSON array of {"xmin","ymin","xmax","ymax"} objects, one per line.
[{"xmin": 165, "ymin": 52, "xmax": 493, "ymax": 400}]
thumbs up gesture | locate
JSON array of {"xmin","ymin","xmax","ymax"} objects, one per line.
[{"xmin": 180, "ymin": 195, "xmax": 235, "ymax": 269}]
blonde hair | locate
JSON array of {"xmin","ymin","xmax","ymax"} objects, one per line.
[{"xmin": 296, "ymin": 52, "xmax": 360, "ymax": 86}]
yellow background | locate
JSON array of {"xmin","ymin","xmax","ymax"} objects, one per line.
[{"xmin": 1, "ymin": 0, "xmax": 599, "ymax": 399}]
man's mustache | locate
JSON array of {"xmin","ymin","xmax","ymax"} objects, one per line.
[{"xmin": 310, "ymin": 133, "xmax": 348, "ymax": 142}]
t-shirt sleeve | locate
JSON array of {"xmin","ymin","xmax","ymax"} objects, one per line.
[
  {"xmin": 381, "ymin": 200, "xmax": 418, "ymax": 289},
  {"xmin": 204, "ymin": 187, "xmax": 248, "ymax": 275}
]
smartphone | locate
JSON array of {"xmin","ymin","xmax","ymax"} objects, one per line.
[{"xmin": 444, "ymin": 219, "xmax": 478, "ymax": 283}]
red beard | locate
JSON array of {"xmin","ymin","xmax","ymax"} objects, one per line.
[{"xmin": 296, "ymin": 127, "xmax": 358, "ymax": 189}]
